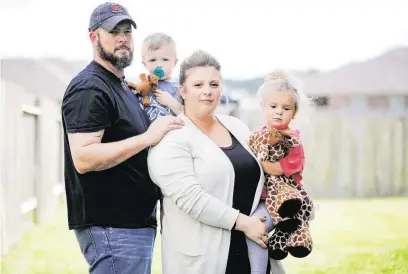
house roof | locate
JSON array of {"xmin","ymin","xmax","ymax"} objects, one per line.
[
  {"xmin": 1, "ymin": 47, "xmax": 407, "ymax": 100},
  {"xmin": 299, "ymin": 47, "xmax": 408, "ymax": 95},
  {"xmin": 0, "ymin": 58, "xmax": 89, "ymax": 101}
]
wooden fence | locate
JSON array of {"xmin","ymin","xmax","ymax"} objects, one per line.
[
  {"xmin": 0, "ymin": 80, "xmax": 64, "ymax": 257},
  {"xmin": 0, "ymin": 79, "xmax": 407, "ymax": 258},
  {"xmin": 240, "ymin": 104, "xmax": 408, "ymax": 199},
  {"xmin": 0, "ymin": 80, "xmax": 239, "ymax": 259}
]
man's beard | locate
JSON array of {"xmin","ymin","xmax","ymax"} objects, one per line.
[{"xmin": 97, "ymin": 40, "xmax": 133, "ymax": 69}]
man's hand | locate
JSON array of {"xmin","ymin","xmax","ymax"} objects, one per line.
[{"xmin": 144, "ymin": 116, "xmax": 185, "ymax": 146}]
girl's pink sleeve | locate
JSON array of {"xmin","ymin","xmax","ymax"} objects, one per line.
[
  {"xmin": 253, "ymin": 125, "xmax": 267, "ymax": 132},
  {"xmin": 279, "ymin": 143, "xmax": 305, "ymax": 177}
]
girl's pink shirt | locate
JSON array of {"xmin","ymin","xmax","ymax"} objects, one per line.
[{"xmin": 255, "ymin": 126, "xmax": 305, "ymax": 200}]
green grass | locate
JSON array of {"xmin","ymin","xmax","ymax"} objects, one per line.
[
  {"xmin": 281, "ymin": 197, "xmax": 408, "ymax": 274},
  {"xmin": 1, "ymin": 198, "xmax": 407, "ymax": 274}
]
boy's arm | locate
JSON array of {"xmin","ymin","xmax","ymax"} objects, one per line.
[
  {"xmin": 168, "ymin": 82, "xmax": 184, "ymax": 115},
  {"xmin": 168, "ymin": 99, "xmax": 184, "ymax": 115},
  {"xmin": 154, "ymin": 89, "xmax": 184, "ymax": 115}
]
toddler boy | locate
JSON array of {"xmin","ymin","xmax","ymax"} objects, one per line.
[{"xmin": 139, "ymin": 32, "xmax": 183, "ymax": 122}]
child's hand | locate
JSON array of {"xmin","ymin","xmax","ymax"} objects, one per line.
[
  {"xmin": 261, "ymin": 161, "xmax": 283, "ymax": 176},
  {"xmin": 155, "ymin": 89, "xmax": 183, "ymax": 114},
  {"xmin": 154, "ymin": 89, "xmax": 175, "ymax": 107},
  {"xmin": 278, "ymin": 128, "xmax": 292, "ymax": 137}
]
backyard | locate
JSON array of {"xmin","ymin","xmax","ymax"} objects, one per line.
[{"xmin": 1, "ymin": 197, "xmax": 408, "ymax": 274}]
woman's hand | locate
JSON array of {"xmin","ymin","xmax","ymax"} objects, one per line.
[{"xmin": 235, "ymin": 214, "xmax": 268, "ymax": 248}]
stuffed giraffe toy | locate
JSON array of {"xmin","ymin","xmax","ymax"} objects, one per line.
[{"xmin": 248, "ymin": 128, "xmax": 314, "ymax": 260}]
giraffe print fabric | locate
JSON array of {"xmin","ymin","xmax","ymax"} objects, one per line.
[{"xmin": 248, "ymin": 128, "xmax": 314, "ymax": 260}]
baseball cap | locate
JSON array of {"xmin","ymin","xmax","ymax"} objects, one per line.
[{"xmin": 88, "ymin": 2, "xmax": 137, "ymax": 32}]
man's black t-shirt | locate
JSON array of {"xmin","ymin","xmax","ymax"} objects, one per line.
[{"xmin": 62, "ymin": 60, "xmax": 159, "ymax": 230}]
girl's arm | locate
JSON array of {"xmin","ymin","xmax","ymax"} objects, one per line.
[
  {"xmin": 278, "ymin": 143, "xmax": 304, "ymax": 177},
  {"xmin": 261, "ymin": 143, "xmax": 305, "ymax": 176},
  {"xmin": 261, "ymin": 161, "xmax": 283, "ymax": 175}
]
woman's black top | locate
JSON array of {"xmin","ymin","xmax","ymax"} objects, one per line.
[{"xmin": 220, "ymin": 132, "xmax": 262, "ymax": 274}]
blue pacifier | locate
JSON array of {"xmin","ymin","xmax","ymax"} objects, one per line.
[{"xmin": 153, "ymin": 67, "xmax": 165, "ymax": 79}]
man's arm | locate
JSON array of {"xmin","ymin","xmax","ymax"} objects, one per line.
[
  {"xmin": 62, "ymin": 82, "xmax": 185, "ymax": 174},
  {"xmin": 63, "ymin": 85, "xmax": 149, "ymax": 174},
  {"xmin": 68, "ymin": 130, "xmax": 151, "ymax": 174},
  {"xmin": 68, "ymin": 115, "xmax": 184, "ymax": 174}
]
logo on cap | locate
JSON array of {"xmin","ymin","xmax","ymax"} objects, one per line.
[{"xmin": 111, "ymin": 4, "xmax": 123, "ymax": 13}]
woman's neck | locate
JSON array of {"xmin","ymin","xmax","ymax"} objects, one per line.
[{"xmin": 185, "ymin": 110, "xmax": 217, "ymax": 133}]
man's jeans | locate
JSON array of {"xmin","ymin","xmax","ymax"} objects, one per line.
[{"xmin": 74, "ymin": 226, "xmax": 156, "ymax": 274}]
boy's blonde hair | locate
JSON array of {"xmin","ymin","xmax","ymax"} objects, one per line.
[
  {"xmin": 141, "ymin": 32, "xmax": 177, "ymax": 56},
  {"xmin": 256, "ymin": 69, "xmax": 315, "ymax": 134}
]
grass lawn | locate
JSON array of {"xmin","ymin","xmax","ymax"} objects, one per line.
[{"xmin": 1, "ymin": 197, "xmax": 407, "ymax": 274}]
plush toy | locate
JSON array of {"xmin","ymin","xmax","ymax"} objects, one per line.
[
  {"xmin": 128, "ymin": 73, "xmax": 159, "ymax": 106},
  {"xmin": 248, "ymin": 128, "xmax": 314, "ymax": 260}
]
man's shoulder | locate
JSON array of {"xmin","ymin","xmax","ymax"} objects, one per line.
[
  {"xmin": 64, "ymin": 62, "xmax": 111, "ymax": 98},
  {"xmin": 70, "ymin": 62, "xmax": 108, "ymax": 89}
]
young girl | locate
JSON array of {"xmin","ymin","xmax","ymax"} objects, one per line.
[{"xmin": 246, "ymin": 69, "xmax": 314, "ymax": 274}]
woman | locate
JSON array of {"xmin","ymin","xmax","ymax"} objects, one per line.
[{"xmin": 147, "ymin": 50, "xmax": 285, "ymax": 274}]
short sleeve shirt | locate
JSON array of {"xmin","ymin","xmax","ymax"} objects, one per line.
[
  {"xmin": 62, "ymin": 60, "xmax": 159, "ymax": 229},
  {"xmin": 137, "ymin": 80, "xmax": 179, "ymax": 122}
]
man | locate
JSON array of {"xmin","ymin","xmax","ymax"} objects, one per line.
[{"xmin": 61, "ymin": 2, "xmax": 184, "ymax": 273}]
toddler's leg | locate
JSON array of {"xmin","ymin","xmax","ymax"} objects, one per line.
[
  {"xmin": 246, "ymin": 201, "xmax": 274, "ymax": 274},
  {"xmin": 309, "ymin": 203, "xmax": 318, "ymax": 221},
  {"xmin": 253, "ymin": 201, "xmax": 274, "ymax": 232}
]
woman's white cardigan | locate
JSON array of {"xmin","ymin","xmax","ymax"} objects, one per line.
[{"xmin": 148, "ymin": 113, "xmax": 285, "ymax": 274}]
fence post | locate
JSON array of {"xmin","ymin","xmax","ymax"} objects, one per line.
[
  {"xmin": 390, "ymin": 95, "xmax": 407, "ymax": 195},
  {"xmin": 0, "ymin": 59, "xmax": 4, "ymax": 257},
  {"xmin": 350, "ymin": 95, "xmax": 368, "ymax": 197},
  {"xmin": 21, "ymin": 102, "xmax": 42, "ymax": 224}
]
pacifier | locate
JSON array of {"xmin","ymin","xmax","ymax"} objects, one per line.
[{"xmin": 153, "ymin": 67, "xmax": 165, "ymax": 79}]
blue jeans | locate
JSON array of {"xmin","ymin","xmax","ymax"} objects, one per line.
[{"xmin": 74, "ymin": 226, "xmax": 156, "ymax": 274}]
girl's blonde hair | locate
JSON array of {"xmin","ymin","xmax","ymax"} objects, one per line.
[{"xmin": 256, "ymin": 69, "xmax": 315, "ymax": 136}]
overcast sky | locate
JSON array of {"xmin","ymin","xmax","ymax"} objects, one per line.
[{"xmin": 1, "ymin": 0, "xmax": 407, "ymax": 79}]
